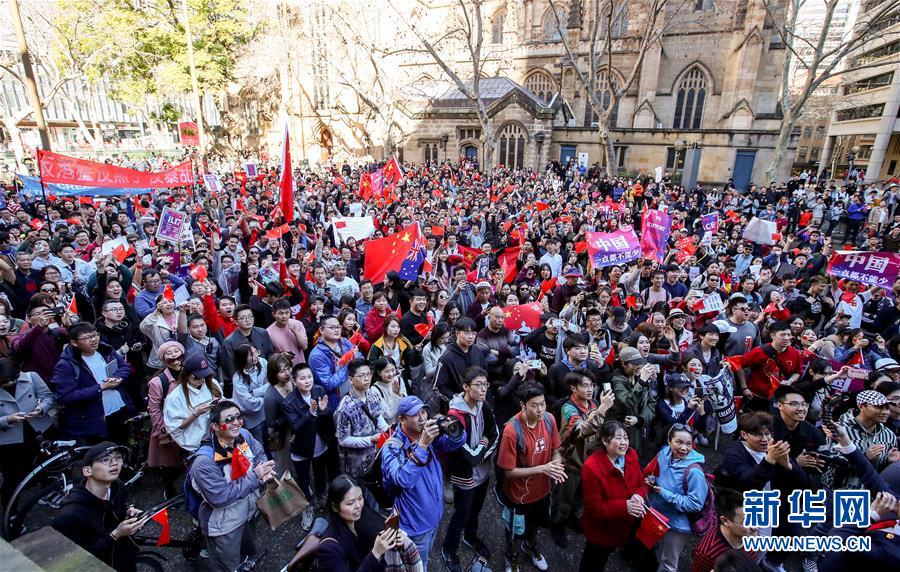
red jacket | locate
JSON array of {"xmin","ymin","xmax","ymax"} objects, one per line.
[{"xmin": 581, "ymin": 447, "xmax": 648, "ymax": 547}]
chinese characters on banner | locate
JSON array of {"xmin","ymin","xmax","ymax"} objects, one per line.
[
  {"xmin": 586, "ymin": 229, "xmax": 642, "ymax": 268},
  {"xmin": 827, "ymin": 251, "xmax": 900, "ymax": 289},
  {"xmin": 640, "ymin": 209, "xmax": 673, "ymax": 263},
  {"xmin": 36, "ymin": 150, "xmax": 192, "ymax": 189},
  {"xmin": 156, "ymin": 207, "xmax": 188, "ymax": 245}
]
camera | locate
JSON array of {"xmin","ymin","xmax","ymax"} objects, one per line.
[{"xmin": 431, "ymin": 414, "xmax": 463, "ymax": 439}]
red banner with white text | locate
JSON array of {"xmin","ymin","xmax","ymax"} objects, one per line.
[{"xmin": 37, "ymin": 150, "xmax": 193, "ymax": 189}]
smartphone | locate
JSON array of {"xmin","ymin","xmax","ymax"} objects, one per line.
[
  {"xmin": 383, "ymin": 510, "xmax": 400, "ymax": 532},
  {"xmin": 551, "ymin": 319, "xmax": 565, "ymax": 328},
  {"xmin": 602, "ymin": 383, "xmax": 612, "ymax": 393},
  {"xmin": 528, "ymin": 359, "xmax": 543, "ymax": 370}
]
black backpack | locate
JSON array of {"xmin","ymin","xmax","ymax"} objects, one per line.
[
  {"xmin": 359, "ymin": 427, "xmax": 400, "ymax": 511},
  {"xmin": 494, "ymin": 413, "xmax": 553, "ymax": 504}
]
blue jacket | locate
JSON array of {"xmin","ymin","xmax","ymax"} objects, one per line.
[
  {"xmin": 52, "ymin": 343, "xmax": 133, "ymax": 439},
  {"xmin": 649, "ymin": 445, "xmax": 708, "ymax": 533},
  {"xmin": 134, "ymin": 274, "xmax": 186, "ymax": 319},
  {"xmin": 381, "ymin": 426, "xmax": 466, "ymax": 536},
  {"xmin": 308, "ymin": 338, "xmax": 359, "ymax": 409}
]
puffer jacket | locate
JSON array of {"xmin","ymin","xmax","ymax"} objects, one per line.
[
  {"xmin": 189, "ymin": 428, "xmax": 267, "ymax": 537},
  {"xmin": 646, "ymin": 445, "xmax": 708, "ymax": 533}
]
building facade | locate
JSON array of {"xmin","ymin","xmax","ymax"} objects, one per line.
[{"xmin": 820, "ymin": 0, "xmax": 900, "ymax": 181}]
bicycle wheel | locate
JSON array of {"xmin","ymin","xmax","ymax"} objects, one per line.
[
  {"xmin": 135, "ymin": 553, "xmax": 166, "ymax": 572},
  {"xmin": 2, "ymin": 447, "xmax": 89, "ymax": 540}
]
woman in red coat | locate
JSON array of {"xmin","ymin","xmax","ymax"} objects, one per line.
[{"xmin": 581, "ymin": 420, "xmax": 655, "ymax": 571}]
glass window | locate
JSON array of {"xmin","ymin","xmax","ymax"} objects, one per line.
[{"xmin": 673, "ymin": 67, "xmax": 707, "ymax": 130}]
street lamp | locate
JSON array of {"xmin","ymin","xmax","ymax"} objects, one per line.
[{"xmin": 674, "ymin": 140, "xmax": 686, "ymax": 182}]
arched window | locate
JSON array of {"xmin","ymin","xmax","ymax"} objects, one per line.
[
  {"xmin": 584, "ymin": 71, "xmax": 619, "ymax": 127},
  {"xmin": 524, "ymin": 70, "xmax": 556, "ymax": 103},
  {"xmin": 423, "ymin": 142, "xmax": 438, "ymax": 163},
  {"xmin": 497, "ymin": 124, "xmax": 527, "ymax": 169},
  {"xmin": 491, "ymin": 10, "xmax": 506, "ymax": 44},
  {"xmin": 673, "ymin": 67, "xmax": 707, "ymax": 129},
  {"xmin": 542, "ymin": 7, "xmax": 567, "ymax": 41}
]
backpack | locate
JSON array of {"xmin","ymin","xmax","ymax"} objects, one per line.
[
  {"xmin": 682, "ymin": 463, "xmax": 716, "ymax": 535},
  {"xmin": 359, "ymin": 428, "xmax": 401, "ymax": 511},
  {"xmin": 494, "ymin": 413, "xmax": 554, "ymax": 503}
]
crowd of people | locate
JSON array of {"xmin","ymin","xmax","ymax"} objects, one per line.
[{"xmin": 0, "ymin": 152, "xmax": 900, "ymax": 572}]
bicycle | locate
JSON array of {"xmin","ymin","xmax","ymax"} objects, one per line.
[{"xmin": 2, "ymin": 412, "xmax": 150, "ymax": 540}]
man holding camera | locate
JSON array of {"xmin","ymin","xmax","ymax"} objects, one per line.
[{"xmin": 382, "ymin": 395, "xmax": 466, "ymax": 569}]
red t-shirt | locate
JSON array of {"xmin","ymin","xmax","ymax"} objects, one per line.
[
  {"xmin": 741, "ymin": 344, "xmax": 802, "ymax": 399},
  {"xmin": 496, "ymin": 411, "xmax": 561, "ymax": 505}
]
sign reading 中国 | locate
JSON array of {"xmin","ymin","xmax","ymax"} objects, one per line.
[
  {"xmin": 827, "ymin": 251, "xmax": 900, "ymax": 289},
  {"xmin": 586, "ymin": 229, "xmax": 642, "ymax": 268}
]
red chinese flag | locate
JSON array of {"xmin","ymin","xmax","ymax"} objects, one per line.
[
  {"xmin": 414, "ymin": 321, "xmax": 433, "ymax": 339},
  {"xmin": 230, "ymin": 447, "xmax": 251, "ymax": 480},
  {"xmin": 338, "ymin": 348, "xmax": 355, "ymax": 367},
  {"xmin": 502, "ymin": 302, "xmax": 542, "ymax": 330},
  {"xmin": 362, "ymin": 224, "xmax": 422, "ymax": 284},
  {"xmin": 111, "ymin": 244, "xmax": 134, "ymax": 263},
  {"xmin": 574, "ymin": 241, "xmax": 588, "ymax": 254},
  {"xmin": 30, "ymin": 218, "xmax": 45, "ymax": 231},
  {"xmin": 151, "ymin": 508, "xmax": 171, "ymax": 546},
  {"xmin": 348, "ymin": 330, "xmax": 364, "ymax": 346},
  {"xmin": 535, "ymin": 200, "xmax": 549, "ymax": 212},
  {"xmin": 605, "ymin": 344, "xmax": 617, "ymax": 367},
  {"xmin": 78, "ymin": 196, "xmax": 93, "ymax": 205},
  {"xmin": 497, "ymin": 247, "xmax": 520, "ymax": 284},
  {"xmin": 431, "ymin": 226, "xmax": 444, "ymax": 237},
  {"xmin": 625, "ymin": 295, "xmax": 637, "ymax": 309},
  {"xmin": 68, "ymin": 296, "xmax": 78, "ymax": 316},
  {"xmin": 538, "ymin": 277, "xmax": 557, "ymax": 300},
  {"xmin": 191, "ymin": 265, "xmax": 208, "ymax": 282},
  {"xmin": 162, "ymin": 284, "xmax": 175, "ymax": 302},
  {"xmin": 279, "ymin": 127, "xmax": 294, "ymax": 223},
  {"xmin": 458, "ymin": 245, "xmax": 480, "ymax": 270},
  {"xmin": 636, "ymin": 506, "xmax": 670, "ymax": 549}
]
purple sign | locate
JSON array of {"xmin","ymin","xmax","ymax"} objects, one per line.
[
  {"xmin": 586, "ymin": 229, "xmax": 641, "ymax": 268},
  {"xmin": 827, "ymin": 251, "xmax": 900, "ymax": 289},
  {"xmin": 640, "ymin": 209, "xmax": 672, "ymax": 263},
  {"xmin": 155, "ymin": 207, "xmax": 187, "ymax": 245},
  {"xmin": 701, "ymin": 213, "xmax": 719, "ymax": 234}
]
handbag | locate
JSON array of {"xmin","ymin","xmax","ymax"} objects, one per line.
[{"xmin": 256, "ymin": 471, "xmax": 309, "ymax": 530}]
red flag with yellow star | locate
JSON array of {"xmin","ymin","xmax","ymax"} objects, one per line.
[
  {"xmin": 502, "ymin": 302, "xmax": 542, "ymax": 330},
  {"xmin": 363, "ymin": 224, "xmax": 423, "ymax": 284},
  {"xmin": 457, "ymin": 245, "xmax": 480, "ymax": 270}
]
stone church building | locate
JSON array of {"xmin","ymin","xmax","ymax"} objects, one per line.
[{"xmin": 399, "ymin": 0, "xmax": 795, "ymax": 188}]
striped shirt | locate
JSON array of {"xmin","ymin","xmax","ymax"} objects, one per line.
[{"xmin": 691, "ymin": 526, "xmax": 759, "ymax": 572}]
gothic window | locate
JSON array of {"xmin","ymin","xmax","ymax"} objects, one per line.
[
  {"xmin": 491, "ymin": 10, "xmax": 505, "ymax": 44},
  {"xmin": 673, "ymin": 67, "xmax": 707, "ymax": 129},
  {"xmin": 610, "ymin": 2, "xmax": 628, "ymax": 37},
  {"xmin": 542, "ymin": 7, "xmax": 567, "ymax": 41},
  {"xmin": 524, "ymin": 70, "xmax": 556, "ymax": 103},
  {"xmin": 497, "ymin": 124, "xmax": 527, "ymax": 169},
  {"xmin": 584, "ymin": 72, "xmax": 619, "ymax": 127},
  {"xmin": 423, "ymin": 142, "xmax": 439, "ymax": 163}
]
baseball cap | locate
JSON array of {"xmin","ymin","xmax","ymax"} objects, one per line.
[
  {"xmin": 476, "ymin": 281, "xmax": 492, "ymax": 291},
  {"xmin": 619, "ymin": 347, "xmax": 647, "ymax": 366},
  {"xmin": 857, "ymin": 390, "xmax": 889, "ymax": 407},
  {"xmin": 667, "ymin": 309, "xmax": 688, "ymax": 321},
  {"xmin": 396, "ymin": 396, "xmax": 427, "ymax": 417},
  {"xmin": 82, "ymin": 441, "xmax": 129, "ymax": 466},
  {"xmin": 563, "ymin": 266, "xmax": 583, "ymax": 278},
  {"xmin": 665, "ymin": 374, "xmax": 692, "ymax": 389},
  {"xmin": 875, "ymin": 358, "xmax": 900, "ymax": 372},
  {"xmin": 183, "ymin": 353, "xmax": 216, "ymax": 378},
  {"xmin": 611, "ymin": 306, "xmax": 627, "ymax": 322}
]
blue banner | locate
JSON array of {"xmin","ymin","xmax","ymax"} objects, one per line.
[{"xmin": 16, "ymin": 174, "xmax": 149, "ymax": 197}]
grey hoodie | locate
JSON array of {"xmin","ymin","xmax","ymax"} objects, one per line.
[{"xmin": 447, "ymin": 393, "xmax": 498, "ymax": 488}]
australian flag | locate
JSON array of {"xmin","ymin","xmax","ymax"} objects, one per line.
[{"xmin": 398, "ymin": 239, "xmax": 427, "ymax": 281}]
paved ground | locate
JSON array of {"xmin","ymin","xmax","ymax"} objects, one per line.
[{"xmin": 125, "ymin": 441, "xmax": 733, "ymax": 572}]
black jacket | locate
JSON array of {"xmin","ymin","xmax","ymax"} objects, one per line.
[
  {"xmin": 434, "ymin": 342, "xmax": 488, "ymax": 400},
  {"xmin": 52, "ymin": 482, "xmax": 138, "ymax": 572},
  {"xmin": 446, "ymin": 395, "xmax": 500, "ymax": 488},
  {"xmin": 714, "ymin": 439, "xmax": 808, "ymax": 493},
  {"xmin": 283, "ymin": 385, "xmax": 334, "ymax": 459}
]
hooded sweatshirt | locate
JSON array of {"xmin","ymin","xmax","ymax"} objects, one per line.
[
  {"xmin": 649, "ymin": 445, "xmax": 708, "ymax": 533},
  {"xmin": 448, "ymin": 392, "xmax": 499, "ymax": 489},
  {"xmin": 52, "ymin": 481, "xmax": 138, "ymax": 572}
]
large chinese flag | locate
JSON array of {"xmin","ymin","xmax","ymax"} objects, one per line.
[
  {"xmin": 279, "ymin": 127, "xmax": 294, "ymax": 222},
  {"xmin": 458, "ymin": 245, "xmax": 481, "ymax": 270},
  {"xmin": 503, "ymin": 302, "xmax": 542, "ymax": 330},
  {"xmin": 383, "ymin": 156, "xmax": 403, "ymax": 189},
  {"xmin": 364, "ymin": 224, "xmax": 423, "ymax": 284}
]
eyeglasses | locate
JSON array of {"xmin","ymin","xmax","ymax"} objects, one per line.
[
  {"xmin": 77, "ymin": 333, "xmax": 100, "ymax": 342},
  {"xmin": 96, "ymin": 454, "xmax": 123, "ymax": 466},
  {"xmin": 222, "ymin": 413, "xmax": 244, "ymax": 425},
  {"xmin": 780, "ymin": 400, "xmax": 808, "ymax": 408},
  {"xmin": 40, "ymin": 288, "xmax": 58, "ymax": 293},
  {"xmin": 236, "ymin": 314, "xmax": 254, "ymax": 322},
  {"xmin": 469, "ymin": 382, "xmax": 489, "ymax": 389}
]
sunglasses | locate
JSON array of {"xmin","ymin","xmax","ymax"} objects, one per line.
[{"xmin": 222, "ymin": 413, "xmax": 244, "ymax": 425}]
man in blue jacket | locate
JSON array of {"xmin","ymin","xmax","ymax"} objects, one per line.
[
  {"xmin": 52, "ymin": 322, "xmax": 133, "ymax": 444},
  {"xmin": 382, "ymin": 395, "xmax": 465, "ymax": 569}
]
